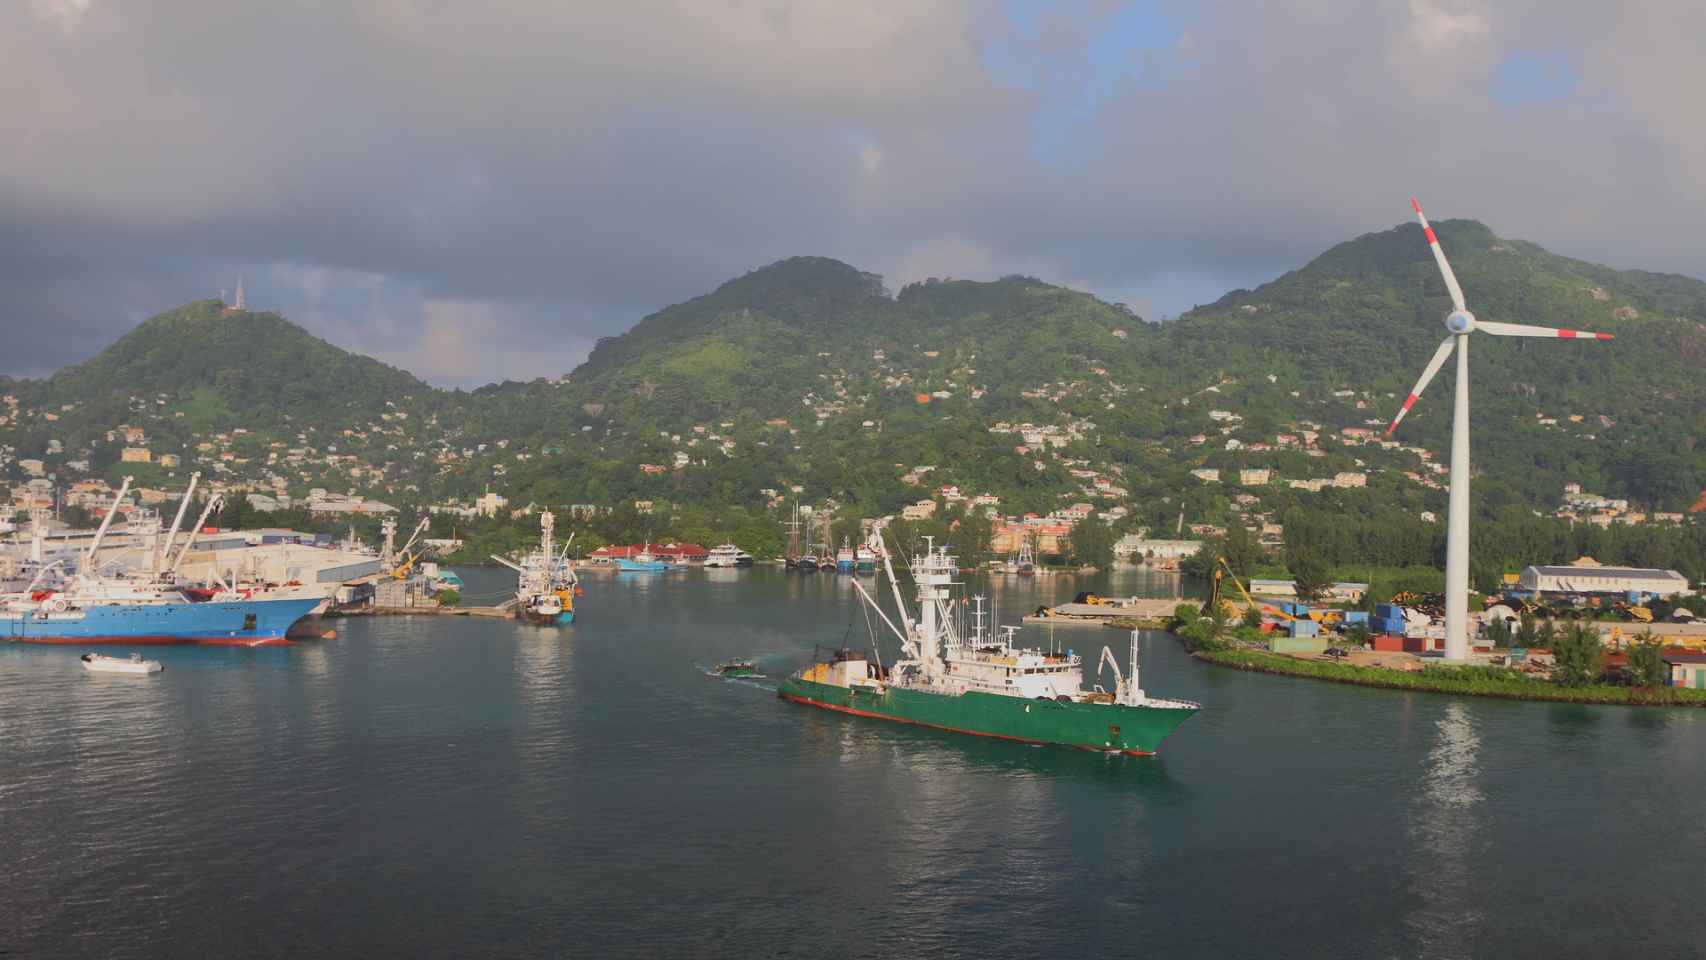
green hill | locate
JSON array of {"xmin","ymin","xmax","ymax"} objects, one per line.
[{"xmin": 4, "ymin": 222, "xmax": 1705, "ymax": 539}]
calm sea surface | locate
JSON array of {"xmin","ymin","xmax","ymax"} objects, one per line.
[{"xmin": 3, "ymin": 566, "xmax": 1702, "ymax": 958}]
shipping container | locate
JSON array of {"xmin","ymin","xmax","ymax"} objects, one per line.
[
  {"xmin": 1290, "ymin": 619, "xmax": 1319, "ymax": 637},
  {"xmin": 1343, "ymin": 610, "xmax": 1370, "ymax": 624},
  {"xmin": 1270, "ymin": 635, "xmax": 1327, "ymax": 655},
  {"xmin": 1372, "ymin": 634, "xmax": 1425, "ymax": 653}
]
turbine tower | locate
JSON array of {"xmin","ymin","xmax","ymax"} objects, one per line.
[{"xmin": 1386, "ymin": 198, "xmax": 1613, "ymax": 661}]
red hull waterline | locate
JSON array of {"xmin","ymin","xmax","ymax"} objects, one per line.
[
  {"xmin": 780, "ymin": 691, "xmax": 1155, "ymax": 757},
  {"xmin": 8, "ymin": 634, "xmax": 292, "ymax": 647}
]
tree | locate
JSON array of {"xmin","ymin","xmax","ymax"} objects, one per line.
[
  {"xmin": 1513, "ymin": 612, "xmax": 1538, "ymax": 648},
  {"xmin": 1221, "ymin": 522, "xmax": 1263, "ymax": 578},
  {"xmin": 1484, "ymin": 618, "xmax": 1512, "ymax": 648},
  {"xmin": 1063, "ymin": 515, "xmax": 1115, "ymax": 569},
  {"xmin": 954, "ymin": 506, "xmax": 995, "ymax": 564},
  {"xmin": 1551, "ymin": 622, "xmax": 1604, "ymax": 687},
  {"xmin": 1242, "ymin": 603, "xmax": 1264, "ymax": 629},
  {"xmin": 1535, "ymin": 617, "xmax": 1558, "ymax": 650},
  {"xmin": 1625, "ymin": 635, "xmax": 1667, "ymax": 688},
  {"xmin": 1287, "ymin": 547, "xmax": 1330, "ymax": 602}
]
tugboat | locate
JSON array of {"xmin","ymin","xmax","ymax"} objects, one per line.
[
  {"xmin": 712, "ymin": 658, "xmax": 766, "ymax": 679},
  {"xmin": 492, "ymin": 512, "xmax": 579, "ymax": 625},
  {"xmin": 779, "ymin": 537, "xmax": 1199, "ymax": 756}
]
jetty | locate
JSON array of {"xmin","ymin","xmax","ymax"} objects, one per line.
[{"xmin": 1022, "ymin": 596, "xmax": 1185, "ymax": 627}]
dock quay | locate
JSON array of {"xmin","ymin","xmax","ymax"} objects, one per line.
[
  {"xmin": 332, "ymin": 606, "xmax": 515, "ymax": 619},
  {"xmin": 1021, "ymin": 597, "xmax": 1187, "ymax": 627}
]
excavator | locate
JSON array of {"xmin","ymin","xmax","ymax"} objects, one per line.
[{"xmin": 1202, "ymin": 556, "xmax": 1276, "ymax": 619}]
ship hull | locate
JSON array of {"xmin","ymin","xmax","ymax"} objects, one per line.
[
  {"xmin": 4, "ymin": 597, "xmax": 323, "ymax": 646},
  {"xmin": 778, "ymin": 676, "xmax": 1195, "ymax": 755}
]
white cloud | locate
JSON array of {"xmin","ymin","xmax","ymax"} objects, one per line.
[
  {"xmin": 3, "ymin": 0, "xmax": 1705, "ymax": 384},
  {"xmin": 30, "ymin": 0, "xmax": 93, "ymax": 33}
]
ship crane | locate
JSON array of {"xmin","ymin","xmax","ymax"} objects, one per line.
[
  {"xmin": 386, "ymin": 517, "xmax": 433, "ymax": 579},
  {"xmin": 167, "ymin": 494, "xmax": 225, "ymax": 577},
  {"xmin": 1096, "ymin": 629, "xmax": 1146, "ymax": 706}
]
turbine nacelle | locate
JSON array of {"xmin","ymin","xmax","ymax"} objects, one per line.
[{"xmin": 1445, "ymin": 310, "xmax": 1475, "ymax": 334}]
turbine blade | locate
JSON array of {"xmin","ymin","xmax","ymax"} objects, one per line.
[
  {"xmin": 1477, "ymin": 320, "xmax": 1615, "ymax": 340},
  {"xmin": 1412, "ymin": 197, "xmax": 1466, "ymax": 313},
  {"xmin": 1386, "ymin": 336, "xmax": 1456, "ymax": 436}
]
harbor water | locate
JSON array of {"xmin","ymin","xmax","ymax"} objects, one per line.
[{"xmin": 4, "ymin": 566, "xmax": 1702, "ymax": 958}]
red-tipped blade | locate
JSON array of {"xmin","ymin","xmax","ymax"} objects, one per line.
[
  {"xmin": 1477, "ymin": 321, "xmax": 1615, "ymax": 340},
  {"xmin": 1386, "ymin": 336, "xmax": 1456, "ymax": 436},
  {"xmin": 1412, "ymin": 197, "xmax": 1466, "ymax": 313}
]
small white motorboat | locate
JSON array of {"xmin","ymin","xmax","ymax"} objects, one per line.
[{"xmin": 80, "ymin": 652, "xmax": 164, "ymax": 675}]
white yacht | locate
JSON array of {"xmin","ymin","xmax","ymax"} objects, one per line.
[{"xmin": 703, "ymin": 544, "xmax": 754, "ymax": 568}]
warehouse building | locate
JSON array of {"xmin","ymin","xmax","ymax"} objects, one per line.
[{"xmin": 1518, "ymin": 561, "xmax": 1689, "ymax": 597}]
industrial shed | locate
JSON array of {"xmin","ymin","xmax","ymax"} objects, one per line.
[{"xmin": 1518, "ymin": 563, "xmax": 1689, "ymax": 597}]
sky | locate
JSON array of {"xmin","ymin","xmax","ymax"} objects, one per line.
[{"xmin": 5, "ymin": 0, "xmax": 1703, "ymax": 387}]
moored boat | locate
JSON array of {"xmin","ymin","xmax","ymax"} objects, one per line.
[
  {"xmin": 703, "ymin": 544, "xmax": 754, "ymax": 568},
  {"xmin": 80, "ymin": 652, "xmax": 163, "ymax": 675},
  {"xmin": 855, "ymin": 544, "xmax": 877, "ymax": 573},
  {"xmin": 835, "ymin": 540, "xmax": 856, "ymax": 574},
  {"xmin": 779, "ymin": 537, "xmax": 1198, "ymax": 755},
  {"xmin": 616, "ymin": 549, "xmax": 669, "ymax": 572},
  {"xmin": 492, "ymin": 512, "xmax": 579, "ymax": 624}
]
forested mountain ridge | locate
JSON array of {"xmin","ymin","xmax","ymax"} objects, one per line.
[{"xmin": 4, "ymin": 221, "xmax": 1704, "ymax": 535}]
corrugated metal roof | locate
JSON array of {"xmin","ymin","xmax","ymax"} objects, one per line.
[{"xmin": 1526, "ymin": 565, "xmax": 1686, "ymax": 580}]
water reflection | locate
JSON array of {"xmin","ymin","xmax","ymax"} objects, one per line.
[
  {"xmin": 1545, "ymin": 704, "xmax": 1604, "ymax": 740},
  {"xmin": 1406, "ymin": 702, "xmax": 1486, "ymax": 955}
]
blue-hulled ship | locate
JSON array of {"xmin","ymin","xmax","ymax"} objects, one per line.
[{"xmin": 2, "ymin": 475, "xmax": 322, "ymax": 646}]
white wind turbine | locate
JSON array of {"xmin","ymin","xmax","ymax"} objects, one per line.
[{"xmin": 1386, "ymin": 198, "xmax": 1614, "ymax": 661}]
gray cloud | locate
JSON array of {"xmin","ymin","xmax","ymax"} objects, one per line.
[{"xmin": 3, "ymin": 1, "xmax": 1702, "ymax": 386}]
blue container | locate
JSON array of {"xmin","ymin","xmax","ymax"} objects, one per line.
[
  {"xmin": 1343, "ymin": 611, "xmax": 1370, "ymax": 624},
  {"xmin": 1290, "ymin": 619, "xmax": 1319, "ymax": 637},
  {"xmin": 1376, "ymin": 603, "xmax": 1403, "ymax": 619}
]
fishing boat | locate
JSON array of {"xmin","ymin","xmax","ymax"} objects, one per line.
[
  {"xmin": 80, "ymin": 652, "xmax": 163, "ymax": 675},
  {"xmin": 835, "ymin": 540, "xmax": 856, "ymax": 574},
  {"xmin": 855, "ymin": 543, "xmax": 877, "ymax": 574},
  {"xmin": 704, "ymin": 544, "xmax": 753, "ymax": 568},
  {"xmin": 779, "ymin": 537, "xmax": 1199, "ymax": 756},
  {"xmin": 492, "ymin": 511, "xmax": 579, "ymax": 624},
  {"xmin": 712, "ymin": 658, "xmax": 766, "ymax": 679},
  {"xmin": 616, "ymin": 547, "xmax": 670, "ymax": 573}
]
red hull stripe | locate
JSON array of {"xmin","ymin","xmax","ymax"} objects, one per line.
[
  {"xmin": 779, "ymin": 691, "xmax": 1155, "ymax": 757},
  {"xmin": 8, "ymin": 635, "xmax": 290, "ymax": 646},
  {"xmin": 1423, "ymin": 226, "xmax": 1437, "ymax": 245}
]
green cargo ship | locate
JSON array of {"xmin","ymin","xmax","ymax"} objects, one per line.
[{"xmin": 779, "ymin": 538, "xmax": 1198, "ymax": 756}]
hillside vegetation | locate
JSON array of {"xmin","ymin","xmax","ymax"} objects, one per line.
[{"xmin": 4, "ymin": 221, "xmax": 1705, "ymax": 581}]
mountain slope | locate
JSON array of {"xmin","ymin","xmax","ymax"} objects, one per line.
[
  {"xmin": 3, "ymin": 222, "xmax": 1704, "ymax": 525},
  {"xmin": 40, "ymin": 300, "xmax": 432, "ymax": 421}
]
